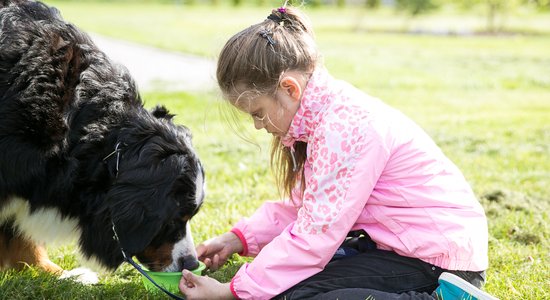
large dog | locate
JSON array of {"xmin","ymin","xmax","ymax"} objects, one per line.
[{"xmin": 0, "ymin": 0, "xmax": 205, "ymax": 279}]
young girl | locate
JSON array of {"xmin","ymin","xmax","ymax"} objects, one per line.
[{"xmin": 179, "ymin": 4, "xmax": 498, "ymax": 300}]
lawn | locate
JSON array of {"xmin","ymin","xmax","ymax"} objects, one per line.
[{"xmin": 1, "ymin": 1, "xmax": 549, "ymax": 299}]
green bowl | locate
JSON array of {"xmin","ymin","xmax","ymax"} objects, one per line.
[{"xmin": 140, "ymin": 261, "xmax": 206, "ymax": 295}]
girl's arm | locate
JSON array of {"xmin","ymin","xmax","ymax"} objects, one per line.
[
  {"xmin": 230, "ymin": 112, "xmax": 390, "ymax": 299},
  {"xmin": 231, "ymin": 199, "xmax": 299, "ymax": 257}
]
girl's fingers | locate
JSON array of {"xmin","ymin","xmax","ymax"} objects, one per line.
[
  {"xmin": 212, "ymin": 254, "xmax": 220, "ymax": 270},
  {"xmin": 182, "ymin": 269, "xmax": 196, "ymax": 280},
  {"xmin": 179, "ymin": 270, "xmax": 197, "ymax": 292},
  {"xmin": 196, "ymin": 244, "xmax": 207, "ymax": 259},
  {"xmin": 203, "ymin": 257, "xmax": 212, "ymax": 269}
]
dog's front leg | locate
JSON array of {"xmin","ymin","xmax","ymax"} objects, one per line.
[{"xmin": 0, "ymin": 232, "xmax": 63, "ymax": 274}]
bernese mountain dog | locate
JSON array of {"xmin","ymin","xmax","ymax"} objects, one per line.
[{"xmin": 0, "ymin": 0, "xmax": 205, "ymax": 279}]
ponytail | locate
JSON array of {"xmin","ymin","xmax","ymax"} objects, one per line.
[{"xmin": 217, "ymin": 5, "xmax": 319, "ymax": 200}]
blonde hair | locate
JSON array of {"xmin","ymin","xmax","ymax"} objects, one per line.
[{"xmin": 217, "ymin": 6, "xmax": 319, "ymax": 199}]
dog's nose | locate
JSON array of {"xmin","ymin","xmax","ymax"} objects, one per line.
[{"xmin": 179, "ymin": 255, "xmax": 199, "ymax": 271}]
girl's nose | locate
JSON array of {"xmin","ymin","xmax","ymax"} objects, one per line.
[{"xmin": 253, "ymin": 118, "xmax": 264, "ymax": 130}]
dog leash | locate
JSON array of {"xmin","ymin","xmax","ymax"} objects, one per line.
[{"xmin": 112, "ymin": 221, "xmax": 186, "ymax": 300}]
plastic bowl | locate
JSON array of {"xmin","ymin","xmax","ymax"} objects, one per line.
[{"xmin": 141, "ymin": 261, "xmax": 206, "ymax": 295}]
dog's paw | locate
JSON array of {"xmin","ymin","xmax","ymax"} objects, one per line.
[{"xmin": 60, "ymin": 267, "xmax": 99, "ymax": 284}]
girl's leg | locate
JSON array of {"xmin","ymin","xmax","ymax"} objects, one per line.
[
  {"xmin": 310, "ymin": 271, "xmax": 489, "ymax": 300},
  {"xmin": 278, "ymin": 248, "xmax": 444, "ymax": 300},
  {"xmin": 313, "ymin": 288, "xmax": 435, "ymax": 300}
]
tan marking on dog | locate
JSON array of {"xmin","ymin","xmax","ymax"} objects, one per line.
[
  {"xmin": 0, "ymin": 197, "xmax": 80, "ymax": 273},
  {"xmin": 0, "ymin": 231, "xmax": 63, "ymax": 274},
  {"xmin": 139, "ymin": 242, "xmax": 174, "ymax": 271}
]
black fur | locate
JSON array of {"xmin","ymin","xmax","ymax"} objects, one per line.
[{"xmin": 0, "ymin": 0, "xmax": 204, "ymax": 271}]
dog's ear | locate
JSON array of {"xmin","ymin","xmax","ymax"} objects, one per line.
[
  {"xmin": 107, "ymin": 189, "xmax": 166, "ymax": 254},
  {"xmin": 151, "ymin": 105, "xmax": 175, "ymax": 120}
]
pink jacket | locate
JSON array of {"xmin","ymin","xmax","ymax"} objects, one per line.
[{"xmin": 229, "ymin": 69, "xmax": 489, "ymax": 300}]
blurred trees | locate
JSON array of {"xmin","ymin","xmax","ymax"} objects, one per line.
[
  {"xmin": 365, "ymin": 0, "xmax": 381, "ymax": 9},
  {"xmin": 62, "ymin": 0, "xmax": 549, "ymax": 33},
  {"xmin": 214, "ymin": 0, "xmax": 549, "ymax": 34},
  {"xmin": 58, "ymin": 0, "xmax": 550, "ymax": 11},
  {"xmin": 458, "ymin": 0, "xmax": 521, "ymax": 33},
  {"xmin": 395, "ymin": 0, "xmax": 439, "ymax": 17}
]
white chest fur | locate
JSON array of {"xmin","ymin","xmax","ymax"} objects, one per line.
[{"xmin": 0, "ymin": 197, "xmax": 81, "ymax": 245}]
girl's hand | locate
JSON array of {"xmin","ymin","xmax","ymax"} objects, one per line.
[
  {"xmin": 196, "ymin": 232, "xmax": 243, "ymax": 271},
  {"xmin": 179, "ymin": 270, "xmax": 235, "ymax": 300}
]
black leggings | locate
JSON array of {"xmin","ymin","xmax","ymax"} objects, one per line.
[{"xmin": 276, "ymin": 234, "xmax": 485, "ymax": 300}]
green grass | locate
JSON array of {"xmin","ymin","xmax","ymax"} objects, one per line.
[{"xmin": 2, "ymin": 1, "xmax": 549, "ymax": 299}]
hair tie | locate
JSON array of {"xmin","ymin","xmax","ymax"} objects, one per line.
[
  {"xmin": 267, "ymin": 7, "xmax": 286, "ymax": 24},
  {"xmin": 267, "ymin": 13, "xmax": 282, "ymax": 24}
]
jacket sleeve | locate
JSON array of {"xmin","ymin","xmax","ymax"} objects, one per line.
[
  {"xmin": 231, "ymin": 196, "xmax": 301, "ymax": 257},
  {"xmin": 230, "ymin": 111, "xmax": 391, "ymax": 300}
]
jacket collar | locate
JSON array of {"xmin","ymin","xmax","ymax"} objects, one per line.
[{"xmin": 281, "ymin": 68, "xmax": 334, "ymax": 148}]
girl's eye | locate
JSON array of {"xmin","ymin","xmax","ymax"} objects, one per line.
[{"xmin": 252, "ymin": 112, "xmax": 266, "ymax": 121}]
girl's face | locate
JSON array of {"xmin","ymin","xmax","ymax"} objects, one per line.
[
  {"xmin": 242, "ymin": 91, "xmax": 300, "ymax": 136},
  {"xmin": 234, "ymin": 72, "xmax": 305, "ymax": 137}
]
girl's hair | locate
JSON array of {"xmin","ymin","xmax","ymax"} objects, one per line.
[{"xmin": 217, "ymin": 6, "xmax": 319, "ymax": 199}]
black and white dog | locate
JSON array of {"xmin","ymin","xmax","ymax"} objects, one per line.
[{"xmin": 0, "ymin": 0, "xmax": 205, "ymax": 280}]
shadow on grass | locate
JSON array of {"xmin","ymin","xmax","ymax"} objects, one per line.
[
  {"xmin": 0, "ymin": 262, "xmax": 245, "ymax": 299},
  {"xmin": 0, "ymin": 267, "xmax": 161, "ymax": 300}
]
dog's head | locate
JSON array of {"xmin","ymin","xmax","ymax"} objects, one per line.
[
  {"xmin": 103, "ymin": 106, "xmax": 205, "ymax": 272},
  {"xmin": 0, "ymin": 0, "xmax": 204, "ymax": 272}
]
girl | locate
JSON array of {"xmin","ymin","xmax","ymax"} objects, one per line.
[{"xmin": 179, "ymin": 4, "xmax": 498, "ymax": 300}]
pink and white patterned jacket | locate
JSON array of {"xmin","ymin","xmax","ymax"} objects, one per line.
[{"xmin": 229, "ymin": 68, "xmax": 489, "ymax": 300}]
